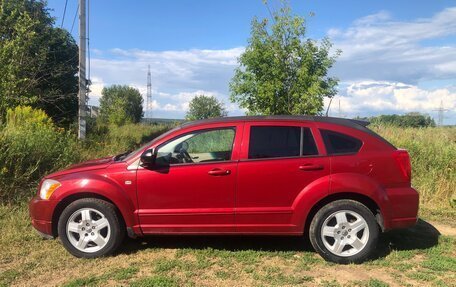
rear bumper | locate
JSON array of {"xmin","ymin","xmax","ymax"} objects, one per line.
[
  {"xmin": 29, "ymin": 196, "xmax": 58, "ymax": 238},
  {"xmin": 384, "ymin": 186, "xmax": 419, "ymax": 230}
]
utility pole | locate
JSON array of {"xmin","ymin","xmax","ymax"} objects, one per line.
[{"xmin": 78, "ymin": 0, "xmax": 87, "ymax": 139}]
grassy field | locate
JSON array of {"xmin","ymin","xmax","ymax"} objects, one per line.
[
  {"xmin": 0, "ymin": 125, "xmax": 455, "ymax": 286},
  {"xmin": 0, "ymin": 204, "xmax": 455, "ymax": 287}
]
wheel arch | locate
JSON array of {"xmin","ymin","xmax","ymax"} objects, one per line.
[
  {"xmin": 51, "ymin": 192, "xmax": 127, "ymax": 237},
  {"xmin": 303, "ymin": 192, "xmax": 385, "ymax": 236}
]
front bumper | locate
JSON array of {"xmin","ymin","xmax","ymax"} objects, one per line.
[
  {"xmin": 384, "ymin": 186, "xmax": 419, "ymax": 230},
  {"xmin": 29, "ymin": 195, "xmax": 59, "ymax": 238}
]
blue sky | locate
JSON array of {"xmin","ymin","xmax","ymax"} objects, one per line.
[{"xmin": 47, "ymin": 0, "xmax": 456, "ymax": 124}]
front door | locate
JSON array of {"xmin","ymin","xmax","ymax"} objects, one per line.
[{"xmin": 136, "ymin": 125, "xmax": 242, "ymax": 234}]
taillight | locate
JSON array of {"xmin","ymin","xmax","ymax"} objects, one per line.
[{"xmin": 393, "ymin": 149, "xmax": 412, "ymax": 181}]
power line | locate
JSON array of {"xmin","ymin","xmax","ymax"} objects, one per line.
[
  {"xmin": 70, "ymin": 4, "xmax": 79, "ymax": 34},
  {"xmin": 61, "ymin": 0, "xmax": 69, "ymax": 28}
]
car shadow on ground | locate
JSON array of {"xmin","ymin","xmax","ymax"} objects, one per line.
[
  {"xmin": 118, "ymin": 219, "xmax": 440, "ymax": 260},
  {"xmin": 371, "ymin": 219, "xmax": 440, "ymax": 260}
]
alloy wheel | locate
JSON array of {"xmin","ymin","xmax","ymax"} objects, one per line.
[
  {"xmin": 66, "ymin": 208, "xmax": 111, "ymax": 253},
  {"xmin": 320, "ymin": 210, "xmax": 369, "ymax": 257}
]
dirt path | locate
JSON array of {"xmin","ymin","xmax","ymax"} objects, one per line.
[{"xmin": 429, "ymin": 221, "xmax": 456, "ymax": 237}]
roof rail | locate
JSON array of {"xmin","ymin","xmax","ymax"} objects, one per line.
[{"xmin": 180, "ymin": 115, "xmax": 370, "ymax": 129}]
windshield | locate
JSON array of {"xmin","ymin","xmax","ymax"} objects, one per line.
[{"xmin": 120, "ymin": 126, "xmax": 182, "ymax": 162}]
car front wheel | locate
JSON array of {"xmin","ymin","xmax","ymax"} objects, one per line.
[
  {"xmin": 57, "ymin": 198, "xmax": 125, "ymax": 258},
  {"xmin": 309, "ymin": 199, "xmax": 379, "ymax": 264}
]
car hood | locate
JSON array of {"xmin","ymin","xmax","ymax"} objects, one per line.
[{"xmin": 45, "ymin": 156, "xmax": 113, "ymax": 178}]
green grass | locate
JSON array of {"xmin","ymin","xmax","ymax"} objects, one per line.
[
  {"xmin": 0, "ymin": 204, "xmax": 455, "ymax": 286},
  {"xmin": 62, "ymin": 277, "xmax": 100, "ymax": 287},
  {"xmin": 350, "ymin": 279, "xmax": 390, "ymax": 287},
  {"xmin": 129, "ymin": 275, "xmax": 179, "ymax": 287},
  {"xmin": 112, "ymin": 266, "xmax": 140, "ymax": 280}
]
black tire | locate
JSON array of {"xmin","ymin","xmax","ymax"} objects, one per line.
[
  {"xmin": 309, "ymin": 199, "xmax": 379, "ymax": 264},
  {"xmin": 57, "ymin": 198, "xmax": 125, "ymax": 258}
]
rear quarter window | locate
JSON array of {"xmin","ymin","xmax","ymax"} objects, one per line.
[{"xmin": 320, "ymin": 129, "xmax": 362, "ymax": 155}]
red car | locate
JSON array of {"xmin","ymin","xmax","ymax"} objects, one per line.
[{"xmin": 29, "ymin": 116, "xmax": 418, "ymax": 263}]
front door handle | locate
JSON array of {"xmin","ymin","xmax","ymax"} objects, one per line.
[
  {"xmin": 299, "ymin": 164, "xmax": 324, "ymax": 171},
  {"xmin": 208, "ymin": 168, "xmax": 231, "ymax": 176}
]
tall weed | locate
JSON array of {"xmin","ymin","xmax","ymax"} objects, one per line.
[
  {"xmin": 82, "ymin": 123, "xmax": 173, "ymax": 159},
  {"xmin": 0, "ymin": 107, "xmax": 81, "ymax": 201},
  {"xmin": 372, "ymin": 125, "xmax": 455, "ymax": 208}
]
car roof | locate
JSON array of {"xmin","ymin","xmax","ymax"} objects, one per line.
[{"xmin": 180, "ymin": 115, "xmax": 369, "ymax": 129}]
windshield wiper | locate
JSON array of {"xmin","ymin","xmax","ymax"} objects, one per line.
[{"xmin": 114, "ymin": 150, "xmax": 132, "ymax": 161}]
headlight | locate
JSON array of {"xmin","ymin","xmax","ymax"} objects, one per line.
[{"xmin": 39, "ymin": 179, "xmax": 61, "ymax": 200}]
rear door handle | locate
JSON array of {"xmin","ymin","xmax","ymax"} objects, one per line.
[
  {"xmin": 299, "ymin": 164, "xmax": 324, "ymax": 171},
  {"xmin": 208, "ymin": 168, "xmax": 231, "ymax": 176}
]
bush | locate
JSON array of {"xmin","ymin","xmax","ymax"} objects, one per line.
[
  {"xmin": 82, "ymin": 122, "xmax": 173, "ymax": 160},
  {"xmin": 0, "ymin": 106, "xmax": 81, "ymax": 201}
]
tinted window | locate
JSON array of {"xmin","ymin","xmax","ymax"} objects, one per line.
[
  {"xmin": 248, "ymin": 126, "xmax": 301, "ymax": 159},
  {"xmin": 156, "ymin": 128, "xmax": 235, "ymax": 165},
  {"xmin": 302, "ymin": 128, "xmax": 319, "ymax": 156},
  {"xmin": 320, "ymin": 130, "xmax": 362, "ymax": 155}
]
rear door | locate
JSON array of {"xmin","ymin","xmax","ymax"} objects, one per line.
[{"xmin": 235, "ymin": 121, "xmax": 330, "ymax": 234}]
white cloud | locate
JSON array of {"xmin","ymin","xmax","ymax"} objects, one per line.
[
  {"xmin": 326, "ymin": 81, "xmax": 456, "ymax": 124},
  {"xmin": 149, "ymin": 90, "xmax": 225, "ymax": 113},
  {"xmin": 87, "ymin": 48, "xmax": 244, "ymax": 118},
  {"xmin": 88, "ymin": 77, "xmax": 105, "ymax": 102},
  {"xmin": 330, "ymin": 7, "xmax": 456, "ymax": 84},
  {"xmin": 326, "ymin": 7, "xmax": 456, "ymax": 123}
]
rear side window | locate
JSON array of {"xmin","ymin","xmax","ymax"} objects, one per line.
[
  {"xmin": 248, "ymin": 126, "xmax": 319, "ymax": 159},
  {"xmin": 249, "ymin": 126, "xmax": 300, "ymax": 159},
  {"xmin": 320, "ymin": 130, "xmax": 362, "ymax": 155}
]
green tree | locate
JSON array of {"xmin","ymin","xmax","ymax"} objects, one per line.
[
  {"xmin": 99, "ymin": 85, "xmax": 144, "ymax": 126},
  {"xmin": 230, "ymin": 2, "xmax": 340, "ymax": 115},
  {"xmin": 0, "ymin": 0, "xmax": 78, "ymax": 125},
  {"xmin": 186, "ymin": 95, "xmax": 228, "ymax": 121}
]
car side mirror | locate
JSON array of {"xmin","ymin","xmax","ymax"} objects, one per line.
[{"xmin": 140, "ymin": 148, "xmax": 156, "ymax": 166}]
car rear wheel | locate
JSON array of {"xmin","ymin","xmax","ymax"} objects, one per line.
[
  {"xmin": 57, "ymin": 198, "xmax": 125, "ymax": 258},
  {"xmin": 309, "ymin": 199, "xmax": 379, "ymax": 264}
]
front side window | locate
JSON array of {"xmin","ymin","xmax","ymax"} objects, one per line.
[
  {"xmin": 320, "ymin": 130, "xmax": 362, "ymax": 155},
  {"xmin": 155, "ymin": 128, "xmax": 235, "ymax": 165},
  {"xmin": 248, "ymin": 126, "xmax": 301, "ymax": 159}
]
